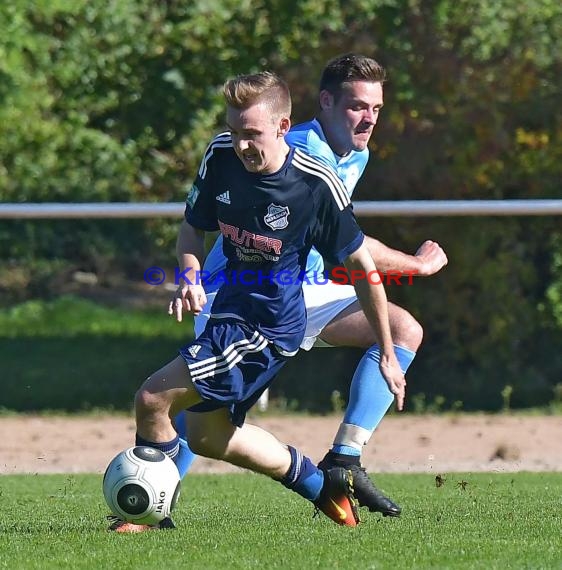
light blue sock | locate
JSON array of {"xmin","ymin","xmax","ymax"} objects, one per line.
[
  {"xmin": 173, "ymin": 410, "xmax": 197, "ymax": 478},
  {"xmin": 332, "ymin": 344, "xmax": 416, "ymax": 456},
  {"xmin": 175, "ymin": 438, "xmax": 196, "ymax": 478}
]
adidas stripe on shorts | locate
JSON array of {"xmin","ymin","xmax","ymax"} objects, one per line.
[{"xmin": 179, "ymin": 318, "xmax": 289, "ymax": 426}]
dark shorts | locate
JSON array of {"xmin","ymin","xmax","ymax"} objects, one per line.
[{"xmin": 179, "ymin": 319, "xmax": 289, "ymax": 426}]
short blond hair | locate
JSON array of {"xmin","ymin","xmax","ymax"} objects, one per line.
[{"xmin": 223, "ymin": 71, "xmax": 291, "ymax": 120}]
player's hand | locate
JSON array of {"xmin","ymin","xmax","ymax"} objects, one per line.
[
  {"xmin": 414, "ymin": 240, "xmax": 448, "ymax": 276},
  {"xmin": 168, "ymin": 283, "xmax": 207, "ymax": 322},
  {"xmin": 379, "ymin": 353, "xmax": 406, "ymax": 411}
]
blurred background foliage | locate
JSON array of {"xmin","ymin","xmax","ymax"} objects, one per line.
[{"xmin": 1, "ymin": 0, "xmax": 561, "ymax": 411}]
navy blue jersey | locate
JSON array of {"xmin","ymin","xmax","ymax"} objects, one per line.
[
  {"xmin": 202, "ymin": 119, "xmax": 369, "ymax": 290},
  {"xmin": 185, "ymin": 132, "xmax": 364, "ymax": 353}
]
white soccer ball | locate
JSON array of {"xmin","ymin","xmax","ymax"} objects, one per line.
[{"xmin": 103, "ymin": 446, "xmax": 181, "ymax": 525}]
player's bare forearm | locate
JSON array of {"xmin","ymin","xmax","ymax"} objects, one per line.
[
  {"xmin": 176, "ymin": 220, "xmax": 206, "ymax": 280},
  {"xmin": 170, "ymin": 220, "xmax": 207, "ymax": 321},
  {"xmin": 363, "ymin": 235, "xmax": 448, "ymax": 277}
]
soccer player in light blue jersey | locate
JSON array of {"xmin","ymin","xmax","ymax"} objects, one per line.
[
  {"xmin": 109, "ymin": 71, "xmax": 406, "ymax": 532},
  {"xmin": 178, "ymin": 54, "xmax": 448, "ymax": 517}
]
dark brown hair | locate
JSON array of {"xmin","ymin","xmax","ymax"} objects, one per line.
[{"xmin": 320, "ymin": 53, "xmax": 386, "ymax": 100}]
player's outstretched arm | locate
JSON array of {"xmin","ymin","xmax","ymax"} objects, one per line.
[
  {"xmin": 363, "ymin": 235, "xmax": 448, "ymax": 277},
  {"xmin": 168, "ymin": 220, "xmax": 207, "ymax": 322},
  {"xmin": 344, "ymin": 243, "xmax": 406, "ymax": 410}
]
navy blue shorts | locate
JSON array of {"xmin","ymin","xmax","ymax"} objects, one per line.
[{"xmin": 179, "ymin": 319, "xmax": 289, "ymax": 426}]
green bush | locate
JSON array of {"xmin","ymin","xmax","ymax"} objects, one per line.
[{"xmin": 1, "ymin": 1, "xmax": 561, "ymax": 410}]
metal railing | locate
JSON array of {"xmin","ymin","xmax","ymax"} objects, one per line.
[{"xmin": 1, "ymin": 199, "xmax": 562, "ymax": 219}]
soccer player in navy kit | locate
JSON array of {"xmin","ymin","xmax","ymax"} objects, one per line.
[
  {"xmin": 110, "ymin": 71, "xmax": 404, "ymax": 531},
  {"xmin": 176, "ymin": 54, "xmax": 448, "ymax": 517}
]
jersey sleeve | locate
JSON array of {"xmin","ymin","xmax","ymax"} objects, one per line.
[
  {"xmin": 311, "ymin": 185, "xmax": 365, "ymax": 265},
  {"xmin": 183, "ymin": 142, "xmax": 220, "ymax": 231},
  {"xmin": 287, "ymin": 126, "xmax": 338, "ymax": 172}
]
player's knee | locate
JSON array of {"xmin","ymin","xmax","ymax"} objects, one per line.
[
  {"xmin": 134, "ymin": 385, "xmax": 166, "ymax": 418},
  {"xmin": 410, "ymin": 319, "xmax": 424, "ymax": 349},
  {"xmin": 393, "ymin": 314, "xmax": 423, "ymax": 351}
]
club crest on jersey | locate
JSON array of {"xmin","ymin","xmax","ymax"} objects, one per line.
[{"xmin": 264, "ymin": 203, "xmax": 290, "ymax": 230}]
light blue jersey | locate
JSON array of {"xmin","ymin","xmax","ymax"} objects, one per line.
[
  {"xmin": 288, "ymin": 119, "xmax": 368, "ymax": 195},
  {"xmin": 201, "ymin": 119, "xmax": 370, "ymax": 293}
]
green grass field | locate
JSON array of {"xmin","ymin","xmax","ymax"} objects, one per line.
[{"xmin": 0, "ymin": 472, "xmax": 560, "ymax": 569}]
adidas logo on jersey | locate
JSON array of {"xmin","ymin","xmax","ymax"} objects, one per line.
[
  {"xmin": 216, "ymin": 191, "xmax": 231, "ymax": 204},
  {"xmin": 187, "ymin": 345, "xmax": 201, "ymax": 358}
]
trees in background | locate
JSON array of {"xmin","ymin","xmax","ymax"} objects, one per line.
[{"xmin": 1, "ymin": 0, "xmax": 561, "ymax": 409}]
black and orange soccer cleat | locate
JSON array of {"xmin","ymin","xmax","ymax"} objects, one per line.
[
  {"xmin": 346, "ymin": 464, "xmax": 401, "ymax": 517},
  {"xmin": 313, "ymin": 467, "xmax": 360, "ymax": 527},
  {"xmin": 318, "ymin": 452, "xmax": 402, "ymax": 517}
]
